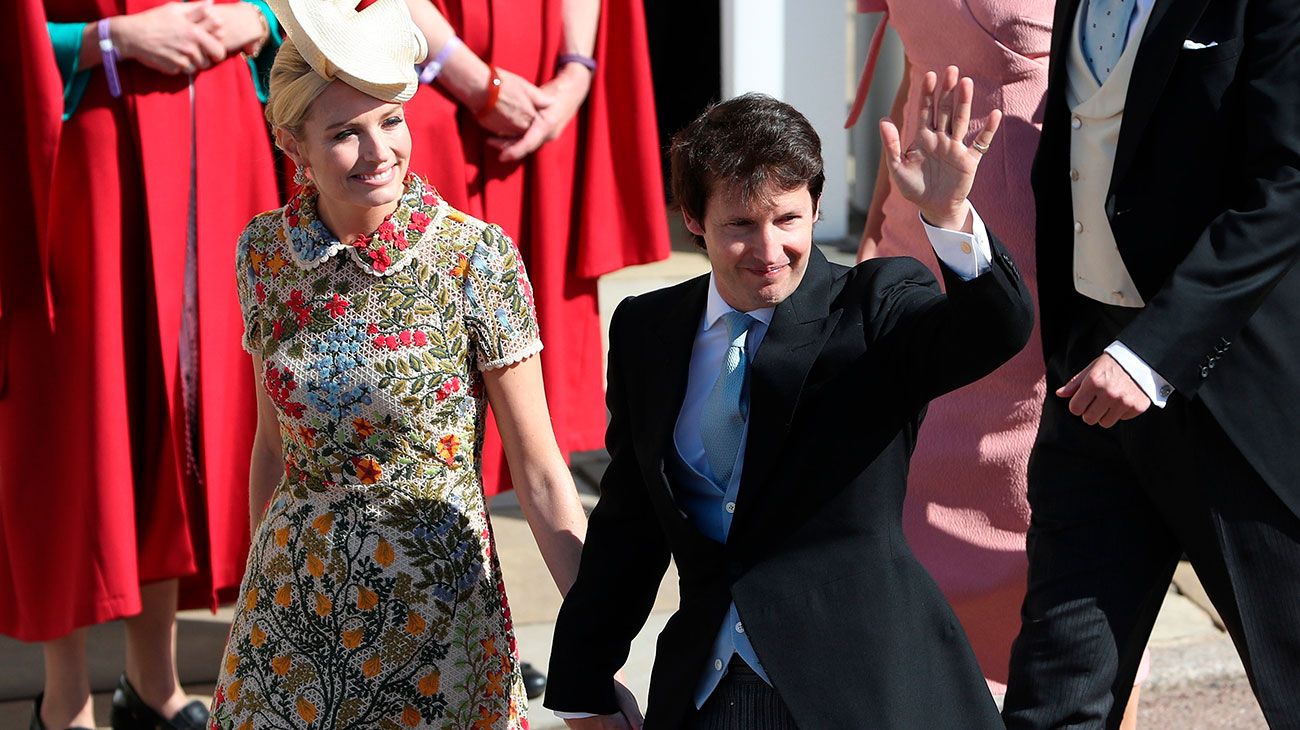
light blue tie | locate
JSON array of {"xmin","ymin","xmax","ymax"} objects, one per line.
[
  {"xmin": 1083, "ymin": 0, "xmax": 1138, "ymax": 84},
  {"xmin": 700, "ymin": 312, "xmax": 757, "ymax": 488}
]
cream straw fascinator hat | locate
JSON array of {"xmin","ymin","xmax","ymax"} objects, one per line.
[{"xmin": 266, "ymin": 0, "xmax": 429, "ymax": 102}]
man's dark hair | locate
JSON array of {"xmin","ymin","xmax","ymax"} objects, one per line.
[{"xmin": 669, "ymin": 93, "xmax": 825, "ymax": 247}]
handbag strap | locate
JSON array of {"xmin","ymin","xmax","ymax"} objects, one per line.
[{"xmin": 844, "ymin": 10, "xmax": 890, "ymax": 129}]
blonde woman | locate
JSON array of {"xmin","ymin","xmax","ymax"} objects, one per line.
[{"xmin": 208, "ymin": 2, "xmax": 634, "ymax": 727}]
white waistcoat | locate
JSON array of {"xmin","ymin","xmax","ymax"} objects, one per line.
[{"xmin": 1065, "ymin": 2, "xmax": 1153, "ymax": 307}]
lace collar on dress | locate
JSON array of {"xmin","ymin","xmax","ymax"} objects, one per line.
[{"xmin": 281, "ymin": 173, "xmax": 446, "ymax": 277}]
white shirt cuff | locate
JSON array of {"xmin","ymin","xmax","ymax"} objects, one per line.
[
  {"xmin": 553, "ymin": 711, "xmax": 599, "ymax": 719},
  {"xmin": 918, "ymin": 205, "xmax": 992, "ymax": 281},
  {"xmin": 1105, "ymin": 340, "xmax": 1174, "ymax": 408}
]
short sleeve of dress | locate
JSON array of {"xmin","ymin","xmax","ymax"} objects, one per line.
[
  {"xmin": 459, "ymin": 224, "xmax": 543, "ymax": 371},
  {"xmin": 857, "ymin": 0, "xmax": 887, "ymax": 12},
  {"xmin": 235, "ymin": 225, "xmax": 266, "ymax": 355}
]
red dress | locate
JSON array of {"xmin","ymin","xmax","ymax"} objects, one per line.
[
  {"xmin": 405, "ymin": 0, "xmax": 670, "ymax": 494},
  {"xmin": 0, "ymin": 0, "xmax": 277, "ymax": 641}
]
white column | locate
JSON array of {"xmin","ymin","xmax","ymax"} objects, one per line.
[
  {"xmin": 721, "ymin": 0, "xmax": 786, "ymax": 98},
  {"xmin": 720, "ymin": 0, "xmax": 851, "ymax": 245}
]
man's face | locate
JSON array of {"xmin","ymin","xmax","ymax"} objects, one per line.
[{"xmin": 685, "ymin": 183, "xmax": 818, "ymax": 312}]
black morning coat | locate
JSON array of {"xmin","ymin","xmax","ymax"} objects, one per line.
[
  {"xmin": 546, "ymin": 237, "xmax": 1034, "ymax": 728},
  {"xmin": 1034, "ymin": 0, "xmax": 1300, "ymax": 517}
]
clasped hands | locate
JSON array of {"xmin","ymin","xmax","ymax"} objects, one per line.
[
  {"xmin": 478, "ymin": 63, "xmax": 593, "ymax": 162},
  {"xmin": 109, "ymin": 0, "xmax": 268, "ymax": 76}
]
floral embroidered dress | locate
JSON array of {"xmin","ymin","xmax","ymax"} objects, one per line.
[{"xmin": 210, "ymin": 174, "xmax": 539, "ymax": 730}]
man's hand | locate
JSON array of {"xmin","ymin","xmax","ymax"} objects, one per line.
[
  {"xmin": 881, "ymin": 65, "xmax": 1002, "ymax": 232},
  {"xmin": 1058, "ymin": 353, "xmax": 1151, "ymax": 427}
]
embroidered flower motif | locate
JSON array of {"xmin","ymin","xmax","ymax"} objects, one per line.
[
  {"xmin": 264, "ymin": 364, "xmax": 305, "ymax": 419},
  {"xmin": 369, "ymin": 246, "xmax": 392, "ymax": 273},
  {"xmin": 324, "ymin": 294, "xmax": 349, "ymax": 318},
  {"xmin": 436, "ymin": 435, "xmax": 460, "ymax": 466},
  {"xmin": 354, "ymin": 457, "xmax": 382, "ymax": 484},
  {"xmin": 435, "ymin": 377, "xmax": 462, "ymax": 402},
  {"xmin": 266, "ymin": 251, "xmax": 289, "ymax": 277},
  {"xmin": 474, "ymin": 706, "xmax": 502, "ymax": 730}
]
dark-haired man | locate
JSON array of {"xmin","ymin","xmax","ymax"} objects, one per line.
[{"xmin": 545, "ymin": 74, "xmax": 1033, "ymax": 729}]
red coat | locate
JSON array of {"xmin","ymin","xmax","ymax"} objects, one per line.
[
  {"xmin": 0, "ymin": 0, "xmax": 278, "ymax": 641},
  {"xmin": 406, "ymin": 0, "xmax": 671, "ymax": 494}
]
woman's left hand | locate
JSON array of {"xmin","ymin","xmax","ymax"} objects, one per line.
[
  {"xmin": 881, "ymin": 65, "xmax": 1002, "ymax": 231},
  {"xmin": 488, "ymin": 63, "xmax": 593, "ymax": 163}
]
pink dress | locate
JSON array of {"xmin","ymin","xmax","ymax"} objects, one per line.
[{"xmin": 854, "ymin": 0, "xmax": 1051, "ymax": 691}]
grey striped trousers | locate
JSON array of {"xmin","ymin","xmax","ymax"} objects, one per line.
[{"xmin": 686, "ymin": 658, "xmax": 800, "ymax": 730}]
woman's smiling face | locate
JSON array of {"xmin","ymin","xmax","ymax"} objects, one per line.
[{"xmin": 285, "ymin": 80, "xmax": 412, "ymax": 217}]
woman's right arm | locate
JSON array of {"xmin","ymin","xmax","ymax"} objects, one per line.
[
  {"xmin": 403, "ymin": 0, "xmax": 551, "ymax": 136},
  {"xmin": 248, "ymin": 355, "xmax": 284, "ymax": 535},
  {"xmin": 856, "ymin": 55, "xmax": 911, "ymax": 262}
]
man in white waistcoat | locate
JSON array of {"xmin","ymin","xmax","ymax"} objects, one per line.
[{"xmin": 1003, "ymin": 0, "xmax": 1300, "ymax": 728}]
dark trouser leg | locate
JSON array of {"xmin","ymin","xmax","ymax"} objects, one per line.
[
  {"xmin": 1007, "ymin": 299, "xmax": 1300, "ymax": 728},
  {"xmin": 687, "ymin": 658, "xmax": 800, "ymax": 730},
  {"xmin": 1002, "ymin": 392, "xmax": 1180, "ymax": 730},
  {"xmin": 1171, "ymin": 405, "xmax": 1300, "ymax": 729}
]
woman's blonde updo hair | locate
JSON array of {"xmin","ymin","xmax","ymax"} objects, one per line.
[{"xmin": 264, "ymin": 38, "xmax": 333, "ymax": 141}]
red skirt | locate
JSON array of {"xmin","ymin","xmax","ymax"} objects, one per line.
[{"xmin": 0, "ymin": 0, "xmax": 278, "ymax": 641}]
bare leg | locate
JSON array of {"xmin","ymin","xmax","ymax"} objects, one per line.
[
  {"xmin": 123, "ymin": 579, "xmax": 191, "ymax": 719},
  {"xmin": 1119, "ymin": 685, "xmax": 1141, "ymax": 730},
  {"xmin": 40, "ymin": 629, "xmax": 95, "ymax": 729}
]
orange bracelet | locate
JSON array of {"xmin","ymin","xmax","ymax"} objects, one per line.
[{"xmin": 477, "ymin": 66, "xmax": 503, "ymax": 120}]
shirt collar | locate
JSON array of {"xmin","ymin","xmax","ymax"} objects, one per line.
[{"xmin": 704, "ymin": 273, "xmax": 775, "ymax": 331}]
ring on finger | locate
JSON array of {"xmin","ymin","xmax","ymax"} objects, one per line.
[{"xmin": 972, "ymin": 140, "xmax": 991, "ymax": 154}]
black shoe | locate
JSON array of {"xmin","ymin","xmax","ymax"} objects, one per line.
[
  {"xmin": 109, "ymin": 675, "xmax": 208, "ymax": 730},
  {"xmin": 521, "ymin": 662, "xmax": 547, "ymax": 699},
  {"xmin": 29, "ymin": 694, "xmax": 94, "ymax": 730}
]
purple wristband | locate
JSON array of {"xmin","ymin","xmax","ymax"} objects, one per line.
[
  {"xmin": 556, "ymin": 52, "xmax": 596, "ymax": 73},
  {"xmin": 97, "ymin": 18, "xmax": 122, "ymax": 98},
  {"xmin": 418, "ymin": 34, "xmax": 461, "ymax": 84}
]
